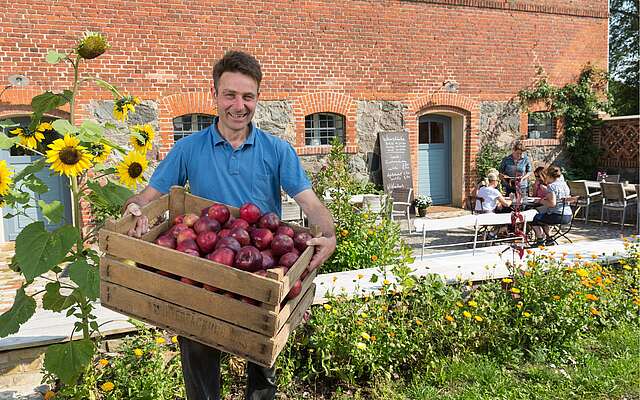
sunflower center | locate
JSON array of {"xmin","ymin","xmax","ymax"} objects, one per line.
[
  {"xmin": 136, "ymin": 132, "xmax": 149, "ymax": 147},
  {"xmin": 59, "ymin": 147, "xmax": 82, "ymax": 165},
  {"xmin": 128, "ymin": 162, "xmax": 143, "ymax": 178},
  {"xmin": 23, "ymin": 130, "xmax": 36, "ymax": 138}
]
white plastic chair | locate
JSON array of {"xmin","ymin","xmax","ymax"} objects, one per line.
[{"xmin": 389, "ymin": 188, "xmax": 413, "ymax": 233}]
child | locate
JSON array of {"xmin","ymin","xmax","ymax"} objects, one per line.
[{"xmin": 532, "ymin": 166, "xmax": 547, "ymax": 198}]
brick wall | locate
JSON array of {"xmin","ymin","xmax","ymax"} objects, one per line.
[{"xmin": 0, "ymin": 0, "xmax": 608, "ymax": 201}]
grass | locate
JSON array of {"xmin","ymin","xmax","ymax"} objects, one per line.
[{"xmin": 283, "ymin": 323, "xmax": 640, "ymax": 400}]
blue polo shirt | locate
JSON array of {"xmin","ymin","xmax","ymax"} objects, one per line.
[{"xmin": 149, "ymin": 119, "xmax": 311, "ymax": 216}]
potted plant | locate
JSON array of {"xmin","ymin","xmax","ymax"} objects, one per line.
[{"xmin": 413, "ymin": 194, "xmax": 432, "ymax": 217}]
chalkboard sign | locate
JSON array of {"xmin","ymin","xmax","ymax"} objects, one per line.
[{"xmin": 379, "ymin": 131, "xmax": 413, "ymax": 193}]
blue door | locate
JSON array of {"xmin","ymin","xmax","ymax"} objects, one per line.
[{"xmin": 417, "ymin": 115, "xmax": 451, "ymax": 205}]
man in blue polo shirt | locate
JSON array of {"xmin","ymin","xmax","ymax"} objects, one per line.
[{"xmin": 123, "ymin": 51, "xmax": 336, "ymax": 400}]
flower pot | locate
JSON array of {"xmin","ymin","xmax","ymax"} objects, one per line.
[{"xmin": 417, "ymin": 207, "xmax": 428, "ymax": 217}]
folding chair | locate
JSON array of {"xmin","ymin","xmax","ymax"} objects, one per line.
[{"xmin": 544, "ymin": 196, "xmax": 580, "ymax": 245}]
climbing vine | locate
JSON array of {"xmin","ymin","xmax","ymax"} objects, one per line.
[{"xmin": 518, "ymin": 64, "xmax": 614, "ymax": 178}]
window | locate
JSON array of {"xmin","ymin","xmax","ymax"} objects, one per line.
[
  {"xmin": 527, "ymin": 112, "xmax": 554, "ymax": 139},
  {"xmin": 173, "ymin": 114, "xmax": 215, "ymax": 142},
  {"xmin": 304, "ymin": 113, "xmax": 345, "ymax": 146}
]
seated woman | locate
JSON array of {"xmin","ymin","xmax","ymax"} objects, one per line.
[
  {"xmin": 475, "ymin": 172, "xmax": 512, "ymax": 213},
  {"xmin": 532, "ymin": 166, "xmax": 548, "ymax": 198},
  {"xmin": 531, "ymin": 165, "xmax": 572, "ymax": 246}
]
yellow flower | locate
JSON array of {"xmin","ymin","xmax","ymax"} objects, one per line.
[
  {"xmin": 463, "ymin": 311, "xmax": 472, "ymax": 318},
  {"xmin": 361, "ymin": 332, "xmax": 370, "ymax": 340},
  {"xmin": 381, "ymin": 305, "xmax": 388, "ymax": 312},
  {"xmin": 415, "ymin": 318, "xmax": 423, "ymax": 326},
  {"xmin": 502, "ymin": 278, "xmax": 513, "ymax": 283},
  {"xmin": 323, "ymin": 304, "xmax": 332, "ymax": 311},
  {"xmin": 456, "ymin": 301, "xmax": 464, "ymax": 308},
  {"xmin": 585, "ymin": 294, "xmax": 598, "ymax": 301},
  {"xmin": 523, "ymin": 312, "xmax": 531, "ymax": 317},
  {"xmin": 101, "ymin": 381, "xmax": 115, "ymax": 392},
  {"xmin": 474, "ymin": 315, "xmax": 483, "ymax": 322},
  {"xmin": 359, "ymin": 312, "xmax": 368, "ymax": 318},
  {"xmin": 332, "ymin": 276, "xmax": 337, "ymax": 283},
  {"xmin": 552, "ymin": 295, "xmax": 560, "ymax": 300},
  {"xmin": 538, "ymin": 245, "xmax": 545, "ymax": 250},
  {"xmin": 133, "ymin": 348, "xmax": 143, "ymax": 357},
  {"xmin": 445, "ymin": 315, "xmax": 454, "ymax": 322},
  {"xmin": 383, "ymin": 279, "xmax": 390, "ymax": 286},
  {"xmin": 98, "ymin": 358, "xmax": 109, "ymax": 367},
  {"xmin": 357, "ymin": 273, "xmax": 364, "ymax": 280},
  {"xmin": 576, "ymin": 268, "xmax": 589, "ymax": 277},
  {"xmin": 371, "ymin": 255, "xmax": 378, "ymax": 262},
  {"xmin": 526, "ymin": 249, "xmax": 533, "ymax": 255},
  {"xmin": 367, "ymin": 229, "xmax": 374, "ymax": 235},
  {"xmin": 370, "ymin": 335, "xmax": 377, "ymax": 342},
  {"xmin": 113, "ymin": 95, "xmax": 141, "ymax": 121},
  {"xmin": 590, "ymin": 308, "xmax": 600, "ymax": 316},
  {"xmin": 10, "ymin": 126, "xmax": 45, "ymax": 149},
  {"xmin": 511, "ymin": 287, "xmax": 521, "ymax": 294},
  {"xmin": 89, "ymin": 142, "xmax": 112, "ymax": 164},
  {"xmin": 155, "ymin": 337, "xmax": 166, "ymax": 344},
  {"xmin": 623, "ymin": 265, "xmax": 632, "ymax": 271},
  {"xmin": 468, "ymin": 300, "xmax": 478, "ymax": 308},
  {"xmin": 46, "ymin": 135, "xmax": 94, "ymax": 177},
  {"xmin": 117, "ymin": 151, "xmax": 148, "ymax": 189},
  {"xmin": 0, "ymin": 160, "xmax": 13, "ymax": 198},
  {"xmin": 388, "ymin": 332, "xmax": 396, "ymax": 337},
  {"xmin": 355, "ymin": 342, "xmax": 367, "ymax": 350},
  {"xmin": 44, "ymin": 390, "xmax": 56, "ymax": 400},
  {"xmin": 516, "ymin": 301, "xmax": 523, "ymax": 308},
  {"xmin": 171, "ymin": 336, "xmax": 178, "ymax": 343},
  {"xmin": 130, "ymin": 124, "xmax": 155, "ymax": 153}
]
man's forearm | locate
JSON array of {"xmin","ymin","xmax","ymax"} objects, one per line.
[
  {"xmin": 306, "ymin": 205, "xmax": 335, "ymax": 239},
  {"xmin": 122, "ymin": 185, "xmax": 163, "ymax": 212}
]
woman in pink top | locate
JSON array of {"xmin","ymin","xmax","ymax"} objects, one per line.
[{"xmin": 532, "ymin": 166, "xmax": 548, "ymax": 198}]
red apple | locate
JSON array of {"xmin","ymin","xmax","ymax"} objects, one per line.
[
  {"xmin": 258, "ymin": 212, "xmax": 280, "ymax": 231},
  {"xmin": 201, "ymin": 206, "xmax": 210, "ymax": 217},
  {"xmin": 279, "ymin": 252, "xmax": 299, "ymax": 269},
  {"xmin": 294, "ymin": 232, "xmax": 313, "ymax": 252},
  {"xmin": 276, "ymin": 225, "xmax": 295, "ymax": 238},
  {"xmin": 218, "ymin": 228, "xmax": 231, "ymax": 238},
  {"xmin": 194, "ymin": 216, "xmax": 221, "ymax": 234},
  {"xmin": 271, "ymin": 234, "xmax": 294, "ymax": 256},
  {"xmin": 215, "ymin": 236, "xmax": 241, "ymax": 253},
  {"xmin": 154, "ymin": 233, "xmax": 176, "ymax": 249},
  {"xmin": 170, "ymin": 223, "xmax": 190, "ymax": 238},
  {"xmin": 177, "ymin": 238, "xmax": 199, "ymax": 253},
  {"xmin": 239, "ymin": 203, "xmax": 261, "ymax": 224},
  {"xmin": 207, "ymin": 247, "xmax": 235, "ymax": 267},
  {"xmin": 301, "ymin": 269, "xmax": 309, "ymax": 280},
  {"xmin": 229, "ymin": 218, "xmax": 250, "ymax": 230},
  {"xmin": 180, "ymin": 277, "xmax": 201, "ymax": 287},
  {"xmin": 157, "ymin": 270, "xmax": 177, "ymax": 279},
  {"xmin": 260, "ymin": 250, "xmax": 276, "ymax": 269},
  {"xmin": 208, "ymin": 204, "xmax": 231, "ymax": 225},
  {"xmin": 224, "ymin": 215, "xmax": 236, "ymax": 229},
  {"xmin": 251, "ymin": 228, "xmax": 273, "ymax": 250},
  {"xmin": 196, "ymin": 231, "xmax": 218, "ymax": 254},
  {"xmin": 203, "ymin": 284, "xmax": 221, "ymax": 293},
  {"xmin": 176, "ymin": 228, "xmax": 198, "ymax": 244},
  {"xmin": 230, "ymin": 227, "xmax": 251, "ymax": 246},
  {"xmin": 173, "ymin": 214, "xmax": 185, "ymax": 225},
  {"xmin": 286, "ymin": 279, "xmax": 303, "ymax": 300},
  {"xmin": 234, "ymin": 246, "xmax": 263, "ymax": 272},
  {"xmin": 182, "ymin": 213, "xmax": 200, "ymax": 228}
]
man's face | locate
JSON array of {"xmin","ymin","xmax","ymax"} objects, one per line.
[
  {"xmin": 214, "ymin": 71, "xmax": 259, "ymax": 135},
  {"xmin": 512, "ymin": 150, "xmax": 523, "ymax": 159}
]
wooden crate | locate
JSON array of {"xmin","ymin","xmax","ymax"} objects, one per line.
[{"xmin": 98, "ymin": 186, "xmax": 317, "ymax": 367}]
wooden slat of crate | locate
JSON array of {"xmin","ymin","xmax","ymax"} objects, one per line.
[
  {"xmin": 100, "ymin": 280, "xmax": 315, "ymax": 368},
  {"xmin": 100, "ymin": 256, "xmax": 279, "ymax": 335},
  {"xmin": 106, "ymin": 194, "xmax": 169, "ymax": 234},
  {"xmin": 99, "ymin": 230, "xmax": 282, "ymax": 305}
]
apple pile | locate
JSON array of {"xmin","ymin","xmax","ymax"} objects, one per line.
[{"xmin": 150, "ymin": 202, "xmax": 315, "ymax": 303}]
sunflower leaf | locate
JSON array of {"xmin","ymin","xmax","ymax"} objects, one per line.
[
  {"xmin": 0, "ymin": 288, "xmax": 36, "ymax": 337},
  {"xmin": 78, "ymin": 120, "xmax": 104, "ymax": 143},
  {"xmin": 15, "ymin": 222, "xmax": 80, "ymax": 282},
  {"xmin": 86, "ymin": 180, "xmax": 133, "ymax": 211},
  {"xmin": 31, "ymin": 92, "xmax": 71, "ymax": 122},
  {"xmin": 42, "ymin": 282, "xmax": 75, "ymax": 312},
  {"xmin": 44, "ymin": 339, "xmax": 95, "ymax": 385},
  {"xmin": 12, "ymin": 158, "xmax": 46, "ymax": 184},
  {"xmin": 93, "ymin": 79, "xmax": 120, "ymax": 97},
  {"xmin": 51, "ymin": 119, "xmax": 79, "ymax": 135},
  {"xmin": 68, "ymin": 260, "xmax": 100, "ymax": 300},
  {"xmin": 0, "ymin": 119, "xmax": 19, "ymax": 130},
  {"xmin": 0, "ymin": 132, "xmax": 20, "ymax": 150},
  {"xmin": 46, "ymin": 50, "xmax": 68, "ymax": 64},
  {"xmin": 24, "ymin": 175, "xmax": 49, "ymax": 195},
  {"xmin": 37, "ymin": 200, "xmax": 64, "ymax": 224}
]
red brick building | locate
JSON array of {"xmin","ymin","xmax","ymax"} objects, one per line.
[{"xmin": 0, "ymin": 0, "xmax": 608, "ymax": 240}]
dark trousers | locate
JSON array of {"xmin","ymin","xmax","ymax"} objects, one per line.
[{"xmin": 178, "ymin": 336, "xmax": 277, "ymax": 400}]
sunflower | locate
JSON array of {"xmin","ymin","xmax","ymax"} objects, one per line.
[
  {"xmin": 0, "ymin": 160, "xmax": 13, "ymax": 206},
  {"xmin": 10, "ymin": 127, "xmax": 45, "ymax": 149},
  {"xmin": 113, "ymin": 95, "xmax": 141, "ymax": 121},
  {"xmin": 76, "ymin": 31, "xmax": 109, "ymax": 60},
  {"xmin": 88, "ymin": 142, "xmax": 113, "ymax": 164},
  {"xmin": 46, "ymin": 135, "xmax": 94, "ymax": 177},
  {"xmin": 129, "ymin": 124, "xmax": 155, "ymax": 153},
  {"xmin": 117, "ymin": 151, "xmax": 148, "ymax": 189}
]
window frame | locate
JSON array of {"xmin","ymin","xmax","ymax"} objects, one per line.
[
  {"xmin": 304, "ymin": 112, "xmax": 345, "ymax": 146},
  {"xmin": 172, "ymin": 113, "xmax": 215, "ymax": 142},
  {"xmin": 526, "ymin": 112, "xmax": 555, "ymax": 139}
]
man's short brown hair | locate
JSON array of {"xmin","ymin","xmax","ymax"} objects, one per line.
[
  {"xmin": 212, "ymin": 51, "xmax": 263, "ymax": 92},
  {"xmin": 512, "ymin": 140, "xmax": 527, "ymax": 152}
]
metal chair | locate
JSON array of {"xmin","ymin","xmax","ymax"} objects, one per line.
[
  {"xmin": 568, "ymin": 180, "xmax": 601, "ymax": 223},
  {"xmin": 600, "ymin": 182, "xmax": 638, "ymax": 229},
  {"xmin": 389, "ymin": 187, "xmax": 413, "ymax": 233},
  {"xmin": 531, "ymin": 196, "xmax": 580, "ymax": 245},
  {"xmin": 466, "ymin": 195, "xmax": 484, "ymax": 215}
]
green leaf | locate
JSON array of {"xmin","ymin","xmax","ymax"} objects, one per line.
[
  {"xmin": 12, "ymin": 158, "xmax": 46, "ymax": 184},
  {"xmin": 0, "ymin": 132, "xmax": 20, "ymax": 150},
  {"xmin": 37, "ymin": 200, "xmax": 64, "ymax": 224},
  {"xmin": 24, "ymin": 176, "xmax": 49, "ymax": 195},
  {"xmin": 44, "ymin": 339, "xmax": 95, "ymax": 385},
  {"xmin": 68, "ymin": 260, "xmax": 100, "ymax": 300},
  {"xmin": 0, "ymin": 288, "xmax": 36, "ymax": 337},
  {"xmin": 42, "ymin": 282, "xmax": 75, "ymax": 312},
  {"xmin": 3, "ymin": 212, "xmax": 17, "ymax": 219},
  {"xmin": 0, "ymin": 119, "xmax": 19, "ymax": 130},
  {"xmin": 93, "ymin": 79, "xmax": 120, "ymax": 97},
  {"xmin": 46, "ymin": 50, "xmax": 68, "ymax": 64},
  {"xmin": 31, "ymin": 91, "xmax": 71, "ymax": 121},
  {"xmin": 78, "ymin": 120, "xmax": 104, "ymax": 143},
  {"xmin": 51, "ymin": 119, "xmax": 79, "ymax": 135},
  {"xmin": 14, "ymin": 222, "xmax": 80, "ymax": 282},
  {"xmin": 86, "ymin": 180, "xmax": 133, "ymax": 210},
  {"xmin": 13, "ymin": 191, "xmax": 30, "ymax": 204}
]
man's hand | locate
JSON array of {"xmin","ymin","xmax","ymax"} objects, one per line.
[
  {"xmin": 307, "ymin": 235, "xmax": 336, "ymax": 271},
  {"xmin": 124, "ymin": 202, "xmax": 149, "ymax": 238}
]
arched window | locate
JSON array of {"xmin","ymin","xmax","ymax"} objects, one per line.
[
  {"xmin": 172, "ymin": 114, "xmax": 215, "ymax": 142},
  {"xmin": 304, "ymin": 113, "xmax": 345, "ymax": 146}
]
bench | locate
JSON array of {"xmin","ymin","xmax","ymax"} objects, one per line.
[{"xmin": 414, "ymin": 209, "xmax": 538, "ymax": 259}]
